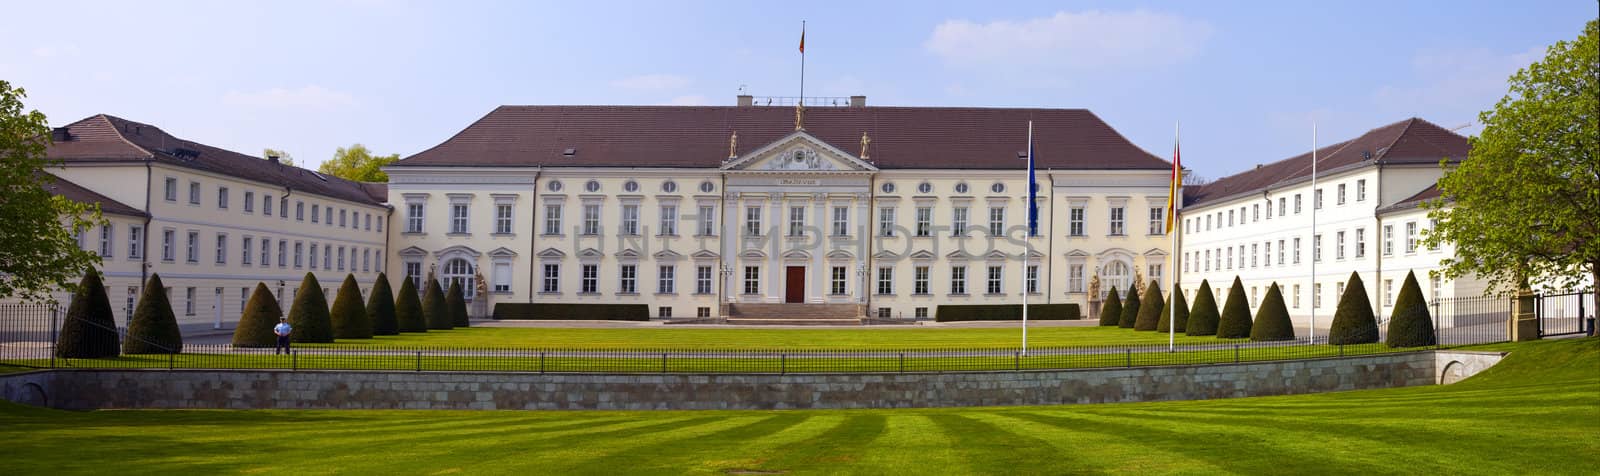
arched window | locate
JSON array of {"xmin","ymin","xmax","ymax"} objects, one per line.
[
  {"xmin": 1101, "ymin": 260, "xmax": 1130, "ymax": 301},
  {"xmin": 443, "ymin": 258, "xmax": 475, "ymax": 299}
]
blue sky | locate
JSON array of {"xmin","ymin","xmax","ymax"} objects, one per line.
[{"xmin": 1, "ymin": 0, "xmax": 1592, "ymax": 178}]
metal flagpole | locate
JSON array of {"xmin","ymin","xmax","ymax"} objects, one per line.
[
  {"xmin": 1309, "ymin": 122, "xmax": 1318, "ymax": 344},
  {"xmin": 1169, "ymin": 120, "xmax": 1180, "ymax": 351},
  {"xmin": 1022, "ymin": 120, "xmax": 1033, "ymax": 354},
  {"xmin": 799, "ymin": 21, "xmax": 805, "ymax": 105}
]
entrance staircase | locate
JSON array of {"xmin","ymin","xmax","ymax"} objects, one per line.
[{"xmin": 726, "ymin": 303, "xmax": 863, "ymax": 326}]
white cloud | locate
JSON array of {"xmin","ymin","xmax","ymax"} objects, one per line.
[
  {"xmin": 221, "ymin": 85, "xmax": 356, "ymax": 110},
  {"xmin": 32, "ymin": 44, "xmax": 80, "ymax": 58},
  {"xmin": 925, "ymin": 10, "xmax": 1213, "ymax": 71},
  {"xmin": 1372, "ymin": 47, "xmax": 1542, "ymax": 123},
  {"xmin": 611, "ymin": 74, "xmax": 692, "ymax": 91},
  {"xmin": 666, "ymin": 95, "xmax": 709, "ymax": 106}
]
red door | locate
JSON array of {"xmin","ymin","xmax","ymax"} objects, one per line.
[{"xmin": 785, "ymin": 266, "xmax": 806, "ymax": 303}]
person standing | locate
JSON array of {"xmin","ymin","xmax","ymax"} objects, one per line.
[{"xmin": 273, "ymin": 317, "xmax": 292, "ymax": 355}]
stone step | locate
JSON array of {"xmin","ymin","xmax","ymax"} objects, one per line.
[
  {"xmin": 728, "ymin": 303, "xmax": 860, "ymax": 320},
  {"xmin": 723, "ymin": 318, "xmax": 864, "ymax": 326}
]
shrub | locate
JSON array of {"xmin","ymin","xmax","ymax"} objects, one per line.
[
  {"xmin": 1386, "ymin": 271, "xmax": 1436, "ymax": 348},
  {"xmin": 447, "ymin": 281, "xmax": 470, "ymax": 328},
  {"xmin": 394, "ymin": 278, "xmax": 427, "ymax": 332},
  {"xmin": 1216, "ymin": 277, "xmax": 1253, "ymax": 338},
  {"xmin": 422, "ymin": 279, "xmax": 452, "ymax": 330},
  {"xmin": 288, "ymin": 273, "xmax": 334, "ymax": 343},
  {"xmin": 1134, "ymin": 281, "xmax": 1164, "ymax": 331},
  {"xmin": 123, "ymin": 273, "xmax": 182, "ymax": 354},
  {"xmin": 367, "ymin": 273, "xmax": 398, "ymax": 336},
  {"xmin": 1098, "ymin": 287, "xmax": 1122, "ymax": 326},
  {"xmin": 493, "ymin": 303, "xmax": 651, "ymax": 321},
  {"xmin": 56, "ymin": 268, "xmax": 119, "ymax": 358},
  {"xmin": 1118, "ymin": 285, "xmax": 1140, "ymax": 328},
  {"xmin": 1250, "ymin": 283, "xmax": 1295, "ymax": 341},
  {"xmin": 330, "ymin": 274, "xmax": 371, "ymax": 339},
  {"xmin": 1156, "ymin": 284, "xmax": 1189, "ymax": 334},
  {"xmin": 934, "ymin": 304, "xmax": 1081, "ymax": 321},
  {"xmin": 1186, "ymin": 280, "xmax": 1219, "ymax": 336},
  {"xmin": 1329, "ymin": 272, "xmax": 1379, "ymax": 344},
  {"xmin": 232, "ymin": 283, "xmax": 283, "ymax": 347}
]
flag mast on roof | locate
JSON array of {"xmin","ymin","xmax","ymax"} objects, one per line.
[{"xmin": 796, "ymin": 20, "xmax": 806, "ymax": 131}]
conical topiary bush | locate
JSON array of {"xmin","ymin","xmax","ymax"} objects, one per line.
[
  {"xmin": 1250, "ymin": 283, "xmax": 1295, "ymax": 341},
  {"xmin": 288, "ymin": 273, "xmax": 334, "ymax": 343},
  {"xmin": 1216, "ymin": 277, "xmax": 1253, "ymax": 339},
  {"xmin": 394, "ymin": 277, "xmax": 426, "ymax": 333},
  {"xmin": 1134, "ymin": 281, "xmax": 1164, "ymax": 331},
  {"xmin": 1329, "ymin": 272, "xmax": 1379, "ymax": 344},
  {"xmin": 1385, "ymin": 271, "xmax": 1436, "ymax": 348},
  {"xmin": 423, "ymin": 279, "xmax": 452, "ymax": 330},
  {"xmin": 232, "ymin": 283, "xmax": 283, "ymax": 347},
  {"xmin": 367, "ymin": 273, "xmax": 398, "ymax": 336},
  {"xmin": 447, "ymin": 281, "xmax": 470, "ymax": 328},
  {"xmin": 1098, "ymin": 287, "xmax": 1123, "ymax": 326},
  {"xmin": 1118, "ymin": 284, "xmax": 1140, "ymax": 328},
  {"xmin": 124, "ymin": 273, "xmax": 182, "ymax": 354},
  {"xmin": 330, "ymin": 274, "xmax": 371, "ymax": 339},
  {"xmin": 56, "ymin": 268, "xmax": 119, "ymax": 358},
  {"xmin": 1157, "ymin": 284, "xmax": 1190, "ymax": 334},
  {"xmin": 1186, "ymin": 280, "xmax": 1220, "ymax": 336}
]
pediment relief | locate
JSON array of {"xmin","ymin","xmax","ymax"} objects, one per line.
[
  {"xmin": 433, "ymin": 245, "xmax": 481, "ymax": 258},
  {"xmin": 397, "ymin": 246, "xmax": 429, "ymax": 257},
  {"xmin": 908, "ymin": 250, "xmax": 937, "ymax": 261},
  {"xmin": 1143, "ymin": 248, "xmax": 1169, "ymax": 257},
  {"xmin": 723, "ymin": 132, "xmax": 876, "ymax": 172},
  {"xmin": 578, "ymin": 248, "xmax": 605, "ymax": 258},
  {"xmin": 537, "ymin": 247, "xmax": 566, "ymax": 258},
  {"xmin": 653, "ymin": 250, "xmax": 684, "ymax": 261},
  {"xmin": 691, "ymin": 249, "xmax": 721, "ymax": 260},
  {"xmin": 825, "ymin": 249, "xmax": 855, "ymax": 260},
  {"xmin": 487, "ymin": 247, "xmax": 519, "ymax": 258}
]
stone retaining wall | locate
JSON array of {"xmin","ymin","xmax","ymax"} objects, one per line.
[{"xmin": 0, "ymin": 350, "xmax": 1503, "ymax": 411}]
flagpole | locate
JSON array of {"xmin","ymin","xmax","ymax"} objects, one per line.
[
  {"xmin": 1169, "ymin": 120, "xmax": 1180, "ymax": 351},
  {"xmin": 1022, "ymin": 120, "xmax": 1033, "ymax": 354},
  {"xmin": 1309, "ymin": 122, "xmax": 1318, "ymax": 344},
  {"xmin": 799, "ymin": 21, "xmax": 805, "ymax": 106}
]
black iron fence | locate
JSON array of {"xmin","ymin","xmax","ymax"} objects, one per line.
[{"xmin": 1536, "ymin": 291, "xmax": 1595, "ymax": 338}]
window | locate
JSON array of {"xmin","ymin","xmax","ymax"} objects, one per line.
[
  {"xmin": 323, "ymin": 243, "xmax": 332, "ymax": 269},
  {"xmin": 217, "ymin": 187, "xmax": 229, "ymax": 209},
  {"xmin": 1290, "ymin": 284, "xmax": 1301, "ymax": 308},
  {"xmin": 1294, "ymin": 194, "xmax": 1302, "ymax": 214},
  {"xmin": 620, "ymin": 204, "xmax": 639, "ymax": 235},
  {"xmin": 1430, "ymin": 275, "xmax": 1442, "ymax": 302},
  {"xmin": 830, "ymin": 266, "xmax": 846, "ymax": 294},
  {"xmin": 953, "ymin": 207, "xmax": 969, "ymax": 236},
  {"xmin": 1313, "ymin": 234, "xmax": 1322, "ymax": 262},
  {"xmin": 493, "ymin": 204, "xmax": 513, "ymax": 234},
  {"xmin": 789, "ymin": 206, "xmax": 805, "ymax": 237},
  {"xmin": 743, "ymin": 266, "xmax": 760, "ymax": 294},
  {"xmin": 917, "ymin": 182, "xmax": 932, "ymax": 194},
  {"xmin": 913, "ymin": 266, "xmax": 930, "ymax": 294},
  {"xmin": 377, "ymin": 217, "xmax": 384, "ymax": 232},
  {"xmin": 312, "ymin": 204, "xmax": 320, "ymax": 223},
  {"xmin": 243, "ymin": 191, "xmax": 254, "ymax": 213},
  {"xmin": 265, "ymin": 195, "xmax": 275, "ymax": 217},
  {"xmin": 657, "ymin": 265, "xmax": 675, "ymax": 294},
  {"xmin": 745, "ymin": 206, "xmax": 762, "ymax": 236},
  {"xmin": 1293, "ymin": 237, "xmax": 1302, "ymax": 264},
  {"xmin": 656, "ymin": 307, "xmax": 672, "ymax": 318},
  {"xmin": 585, "ymin": 180, "xmax": 600, "ymax": 193},
  {"xmin": 1226, "ymin": 247, "xmax": 1233, "ymax": 269},
  {"xmin": 1205, "ymin": 215, "xmax": 1211, "ymax": 231},
  {"xmin": 1204, "ymin": 250, "xmax": 1210, "ymax": 271},
  {"xmin": 1355, "ymin": 228, "xmax": 1366, "ymax": 258},
  {"xmin": 662, "ymin": 181, "xmax": 677, "ymax": 193},
  {"xmin": 1069, "ymin": 264, "xmax": 1084, "ymax": 293},
  {"xmin": 915, "ymin": 307, "xmax": 929, "ymax": 319},
  {"xmin": 623, "ymin": 180, "xmax": 639, "ymax": 192},
  {"xmin": 366, "ymin": 214, "xmax": 372, "ymax": 231},
  {"xmin": 988, "ymin": 207, "xmax": 1005, "ymax": 236},
  {"xmin": 1252, "ymin": 204, "xmax": 1259, "ymax": 222},
  {"xmin": 879, "ymin": 207, "xmax": 896, "ymax": 237},
  {"xmin": 1251, "ymin": 243, "xmax": 1258, "ymax": 267},
  {"xmin": 583, "ymin": 204, "xmax": 601, "ymax": 235},
  {"xmin": 696, "ymin": 266, "xmax": 714, "ymax": 294},
  {"xmin": 833, "ymin": 206, "xmax": 849, "ymax": 236},
  {"xmin": 406, "ymin": 262, "xmax": 423, "ymax": 290},
  {"xmin": 1384, "ymin": 224, "xmax": 1395, "ymax": 256},
  {"xmin": 1264, "ymin": 242, "xmax": 1272, "ymax": 267},
  {"xmin": 339, "ymin": 209, "xmax": 347, "ymax": 228},
  {"xmin": 1068, "ymin": 206, "xmax": 1085, "ymax": 236},
  {"xmin": 258, "ymin": 238, "xmax": 270, "ymax": 267},
  {"xmin": 214, "ymin": 234, "xmax": 227, "ymax": 264},
  {"xmin": 1337, "ymin": 282, "xmax": 1345, "ymax": 300},
  {"xmin": 915, "ymin": 207, "xmax": 932, "ymax": 237},
  {"xmin": 188, "ymin": 181, "xmax": 200, "ymax": 204},
  {"xmin": 699, "ymin": 206, "xmax": 717, "ymax": 236},
  {"xmin": 1336, "ymin": 231, "xmax": 1346, "ymax": 260},
  {"xmin": 241, "ymin": 237, "xmax": 253, "ymax": 265},
  {"xmin": 1337, "ymin": 183, "xmax": 1346, "ymax": 205},
  {"xmin": 882, "ymin": 182, "xmax": 896, "ymax": 193},
  {"xmin": 1228, "ymin": 210, "xmax": 1234, "ymax": 227},
  {"xmin": 699, "ymin": 181, "xmax": 714, "ymax": 193},
  {"xmin": 1108, "ymin": 207, "xmax": 1124, "ymax": 236},
  {"xmin": 542, "ymin": 264, "xmax": 560, "ymax": 293},
  {"xmin": 240, "ymin": 287, "xmax": 249, "ymax": 314},
  {"xmin": 990, "ymin": 182, "xmax": 1005, "ymax": 193},
  {"xmin": 363, "ymin": 249, "xmax": 371, "ymax": 272},
  {"xmin": 336, "ymin": 246, "xmax": 346, "ymax": 271},
  {"xmin": 877, "ymin": 267, "xmax": 894, "ymax": 294},
  {"xmin": 309, "ymin": 244, "xmax": 320, "ymax": 269},
  {"xmin": 1149, "ymin": 207, "xmax": 1164, "ymax": 235},
  {"xmin": 544, "ymin": 204, "xmax": 562, "ymax": 235},
  {"xmin": 185, "ymin": 287, "xmax": 195, "ymax": 315},
  {"xmin": 1251, "ymin": 287, "xmax": 1259, "ymax": 307},
  {"xmin": 878, "ymin": 307, "xmax": 892, "ymax": 318},
  {"xmin": 1314, "ymin": 188, "xmax": 1323, "ymax": 209},
  {"xmin": 406, "ymin": 203, "xmax": 424, "ymax": 233},
  {"xmin": 955, "ymin": 182, "xmax": 969, "ymax": 194},
  {"xmin": 295, "ymin": 202, "xmax": 304, "ymax": 221},
  {"xmin": 951, "ymin": 266, "xmax": 967, "ymax": 294},
  {"xmin": 185, "ymin": 231, "xmax": 198, "ymax": 263},
  {"xmin": 1405, "ymin": 222, "xmax": 1418, "ymax": 253},
  {"xmin": 659, "ymin": 205, "xmax": 677, "ymax": 235},
  {"xmin": 986, "ymin": 266, "xmax": 1003, "ymax": 294},
  {"xmin": 698, "ymin": 307, "xmax": 711, "ymax": 318},
  {"xmin": 442, "ymin": 258, "xmax": 475, "ymax": 299},
  {"xmin": 1266, "ymin": 201, "xmax": 1272, "ymax": 219},
  {"xmin": 1026, "ymin": 265, "xmax": 1039, "ymax": 294},
  {"xmin": 293, "ymin": 242, "xmax": 303, "ymax": 268},
  {"xmin": 1278, "ymin": 197, "xmax": 1286, "ymax": 216},
  {"xmin": 164, "ymin": 177, "xmax": 178, "ymax": 201},
  {"xmin": 98, "ymin": 225, "xmax": 113, "ymax": 258},
  {"xmin": 278, "ymin": 241, "xmax": 287, "ymax": 267},
  {"xmin": 1277, "ymin": 239, "xmax": 1285, "ymax": 264},
  {"xmin": 1357, "ymin": 179, "xmax": 1367, "ymax": 201},
  {"xmin": 1314, "ymin": 284, "xmax": 1323, "ymax": 308},
  {"xmin": 450, "ymin": 203, "xmax": 470, "ymax": 234}
]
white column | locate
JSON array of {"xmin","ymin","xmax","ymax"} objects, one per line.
[
  {"xmin": 812, "ymin": 194, "xmax": 827, "ymax": 302},
  {"xmin": 768, "ymin": 197, "xmax": 783, "ymax": 302}
]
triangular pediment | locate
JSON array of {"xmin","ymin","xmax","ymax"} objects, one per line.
[
  {"xmin": 653, "ymin": 249, "xmax": 684, "ymax": 261},
  {"xmin": 397, "ymin": 246, "xmax": 429, "ymax": 257},
  {"xmin": 434, "ymin": 245, "xmax": 481, "ymax": 258},
  {"xmin": 825, "ymin": 249, "xmax": 855, "ymax": 260},
  {"xmin": 723, "ymin": 131, "xmax": 877, "ymax": 172},
  {"xmin": 578, "ymin": 248, "xmax": 605, "ymax": 258},
  {"xmin": 908, "ymin": 250, "xmax": 936, "ymax": 261},
  {"xmin": 691, "ymin": 249, "xmax": 721, "ymax": 260},
  {"xmin": 946, "ymin": 250, "xmax": 974, "ymax": 260},
  {"xmin": 1064, "ymin": 249, "xmax": 1090, "ymax": 258},
  {"xmin": 1143, "ymin": 248, "xmax": 1169, "ymax": 257},
  {"xmin": 781, "ymin": 249, "xmax": 812, "ymax": 260},
  {"xmin": 487, "ymin": 247, "xmax": 518, "ymax": 258},
  {"xmin": 873, "ymin": 250, "xmax": 900, "ymax": 260},
  {"xmin": 537, "ymin": 247, "xmax": 566, "ymax": 258},
  {"xmin": 615, "ymin": 249, "xmax": 641, "ymax": 259}
]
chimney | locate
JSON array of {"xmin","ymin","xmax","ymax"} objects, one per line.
[
  {"xmin": 849, "ymin": 95, "xmax": 866, "ymax": 107},
  {"xmin": 736, "ymin": 94, "xmax": 753, "ymax": 107},
  {"xmin": 267, "ymin": 155, "xmax": 281, "ymax": 165}
]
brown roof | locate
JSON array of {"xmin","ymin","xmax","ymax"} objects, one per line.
[
  {"xmin": 47, "ymin": 115, "xmax": 387, "ymax": 206},
  {"xmin": 1186, "ymin": 118, "xmax": 1468, "ymax": 206},
  {"xmin": 40, "ymin": 172, "xmax": 146, "ymax": 217},
  {"xmin": 395, "ymin": 105, "xmax": 1169, "ymax": 170}
]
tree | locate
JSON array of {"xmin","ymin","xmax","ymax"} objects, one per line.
[
  {"xmin": 368, "ymin": 273, "xmax": 398, "ymax": 336},
  {"xmin": 394, "ymin": 277, "xmax": 427, "ymax": 332},
  {"xmin": 318, "ymin": 143, "xmax": 400, "ymax": 182},
  {"xmin": 288, "ymin": 273, "xmax": 334, "ymax": 343},
  {"xmin": 1425, "ymin": 20, "xmax": 1599, "ymax": 309},
  {"xmin": 0, "ymin": 80, "xmax": 103, "ymax": 302},
  {"xmin": 1134, "ymin": 281, "xmax": 1164, "ymax": 331},
  {"xmin": 1186, "ymin": 280, "xmax": 1220, "ymax": 336},
  {"xmin": 56, "ymin": 268, "xmax": 118, "ymax": 358},
  {"xmin": 262, "ymin": 148, "xmax": 297, "ymax": 167},
  {"xmin": 1328, "ymin": 272, "xmax": 1379, "ymax": 344},
  {"xmin": 1118, "ymin": 284, "xmax": 1140, "ymax": 328},
  {"xmin": 1216, "ymin": 277, "xmax": 1253, "ymax": 339},
  {"xmin": 1156, "ymin": 284, "xmax": 1189, "ymax": 334},
  {"xmin": 1386, "ymin": 271, "xmax": 1437, "ymax": 348},
  {"xmin": 124, "ymin": 274, "xmax": 182, "ymax": 354},
  {"xmin": 422, "ymin": 279, "xmax": 452, "ymax": 330},
  {"xmin": 446, "ymin": 281, "xmax": 470, "ymax": 328},
  {"xmin": 330, "ymin": 274, "xmax": 371, "ymax": 339},
  {"xmin": 1250, "ymin": 283, "xmax": 1295, "ymax": 341},
  {"xmin": 232, "ymin": 283, "xmax": 283, "ymax": 347},
  {"xmin": 1098, "ymin": 287, "xmax": 1122, "ymax": 326}
]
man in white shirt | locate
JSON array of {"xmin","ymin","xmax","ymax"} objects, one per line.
[{"xmin": 273, "ymin": 317, "xmax": 292, "ymax": 355}]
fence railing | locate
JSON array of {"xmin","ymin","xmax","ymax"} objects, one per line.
[{"xmin": 1536, "ymin": 291, "xmax": 1595, "ymax": 338}]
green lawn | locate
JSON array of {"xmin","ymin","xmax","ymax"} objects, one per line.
[{"xmin": 2, "ymin": 338, "xmax": 1595, "ymax": 474}]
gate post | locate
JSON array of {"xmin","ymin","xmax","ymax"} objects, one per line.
[{"xmin": 1509, "ymin": 286, "xmax": 1540, "ymax": 342}]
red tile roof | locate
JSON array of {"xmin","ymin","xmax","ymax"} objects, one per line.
[
  {"xmin": 47, "ymin": 115, "xmax": 387, "ymax": 205},
  {"xmin": 395, "ymin": 105, "xmax": 1170, "ymax": 170},
  {"xmin": 40, "ymin": 172, "xmax": 146, "ymax": 217},
  {"xmin": 1186, "ymin": 118, "xmax": 1468, "ymax": 206}
]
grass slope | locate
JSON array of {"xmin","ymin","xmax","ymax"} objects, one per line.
[
  {"xmin": 1, "ymin": 338, "xmax": 1595, "ymax": 475},
  {"xmin": 305, "ymin": 325, "xmax": 1224, "ymax": 350}
]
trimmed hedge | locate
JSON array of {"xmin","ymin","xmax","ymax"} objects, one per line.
[
  {"xmin": 56, "ymin": 268, "xmax": 119, "ymax": 358},
  {"xmin": 1250, "ymin": 283, "xmax": 1295, "ymax": 341},
  {"xmin": 288, "ymin": 273, "xmax": 334, "ymax": 343},
  {"xmin": 422, "ymin": 279, "xmax": 452, "ymax": 330},
  {"xmin": 1156, "ymin": 284, "xmax": 1189, "ymax": 334},
  {"xmin": 1216, "ymin": 277, "xmax": 1253, "ymax": 339},
  {"xmin": 330, "ymin": 274, "xmax": 371, "ymax": 339},
  {"xmin": 1098, "ymin": 287, "xmax": 1123, "ymax": 326},
  {"xmin": 447, "ymin": 281, "xmax": 470, "ymax": 328},
  {"xmin": 1134, "ymin": 281, "xmax": 1164, "ymax": 331},
  {"xmin": 367, "ymin": 273, "xmax": 398, "ymax": 336},
  {"xmin": 1386, "ymin": 271, "xmax": 1436, "ymax": 348},
  {"xmin": 124, "ymin": 273, "xmax": 182, "ymax": 354},
  {"xmin": 1329, "ymin": 272, "xmax": 1379, "ymax": 344},
  {"xmin": 935, "ymin": 304, "xmax": 1081, "ymax": 322},
  {"xmin": 493, "ymin": 303, "xmax": 650, "ymax": 321},
  {"xmin": 1118, "ymin": 284, "xmax": 1140, "ymax": 328},
  {"xmin": 232, "ymin": 283, "xmax": 283, "ymax": 347},
  {"xmin": 394, "ymin": 278, "xmax": 427, "ymax": 332},
  {"xmin": 1186, "ymin": 280, "xmax": 1219, "ymax": 336}
]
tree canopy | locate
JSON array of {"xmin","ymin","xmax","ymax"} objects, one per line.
[
  {"xmin": 0, "ymin": 80, "xmax": 104, "ymax": 302},
  {"xmin": 318, "ymin": 143, "xmax": 399, "ymax": 182},
  {"xmin": 262, "ymin": 148, "xmax": 297, "ymax": 167}
]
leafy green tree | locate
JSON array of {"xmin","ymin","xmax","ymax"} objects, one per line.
[
  {"xmin": 1186, "ymin": 280, "xmax": 1220, "ymax": 336},
  {"xmin": 232, "ymin": 283, "xmax": 283, "ymax": 347},
  {"xmin": 330, "ymin": 274, "xmax": 371, "ymax": 339},
  {"xmin": 1250, "ymin": 283, "xmax": 1295, "ymax": 341},
  {"xmin": 1118, "ymin": 284, "xmax": 1140, "ymax": 328},
  {"xmin": 446, "ymin": 281, "xmax": 470, "ymax": 328},
  {"xmin": 1329, "ymin": 272, "xmax": 1379, "ymax": 344},
  {"xmin": 56, "ymin": 268, "xmax": 118, "ymax": 358},
  {"xmin": 1216, "ymin": 277, "xmax": 1253, "ymax": 339},
  {"xmin": 394, "ymin": 277, "xmax": 426, "ymax": 332},
  {"xmin": 124, "ymin": 274, "xmax": 182, "ymax": 354},
  {"xmin": 367, "ymin": 273, "xmax": 398, "ymax": 335},
  {"xmin": 422, "ymin": 279, "xmax": 452, "ymax": 330},
  {"xmin": 1156, "ymin": 284, "xmax": 1189, "ymax": 334},
  {"xmin": 288, "ymin": 273, "xmax": 334, "ymax": 343},
  {"xmin": 1425, "ymin": 20, "xmax": 1599, "ymax": 307},
  {"xmin": 0, "ymin": 81, "xmax": 103, "ymax": 302},
  {"xmin": 1098, "ymin": 287, "xmax": 1122, "ymax": 326},
  {"xmin": 318, "ymin": 144, "xmax": 399, "ymax": 182},
  {"xmin": 262, "ymin": 148, "xmax": 296, "ymax": 167},
  {"xmin": 1386, "ymin": 271, "xmax": 1437, "ymax": 348},
  {"xmin": 1133, "ymin": 281, "xmax": 1164, "ymax": 331}
]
